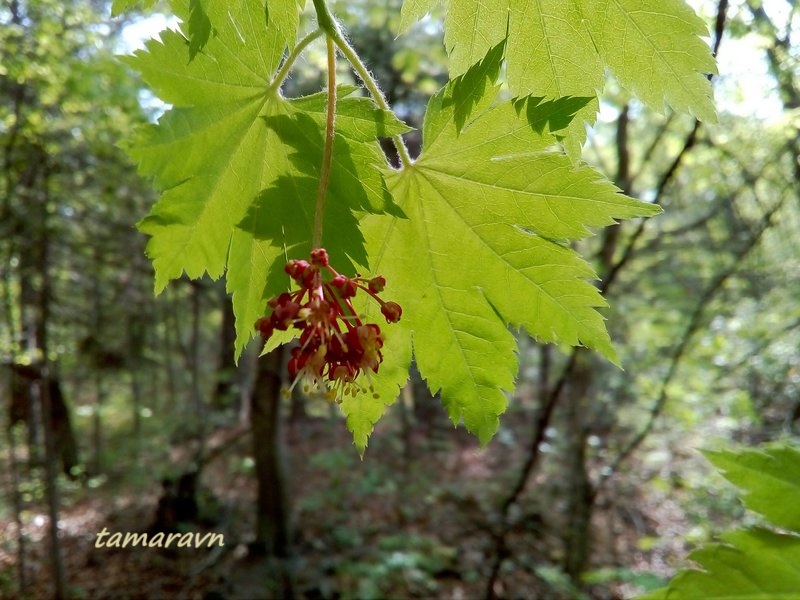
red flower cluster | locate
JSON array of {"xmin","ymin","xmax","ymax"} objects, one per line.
[{"xmin": 255, "ymin": 248, "xmax": 402, "ymax": 401}]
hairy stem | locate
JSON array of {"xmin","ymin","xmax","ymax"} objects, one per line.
[
  {"xmin": 311, "ymin": 0, "xmax": 338, "ymax": 36},
  {"xmin": 333, "ymin": 34, "xmax": 413, "ymax": 168},
  {"xmin": 312, "ymin": 36, "xmax": 337, "ymax": 249},
  {"xmin": 270, "ymin": 29, "xmax": 324, "ymax": 93},
  {"xmin": 311, "ymin": 0, "xmax": 412, "ymax": 168}
]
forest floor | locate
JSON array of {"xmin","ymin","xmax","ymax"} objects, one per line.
[{"xmin": 0, "ymin": 407, "xmax": 701, "ymax": 600}]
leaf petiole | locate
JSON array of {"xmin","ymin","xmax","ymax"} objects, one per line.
[
  {"xmin": 269, "ymin": 28, "xmax": 324, "ymax": 93},
  {"xmin": 311, "ymin": 0, "xmax": 339, "ymax": 37},
  {"xmin": 310, "ymin": 0, "xmax": 412, "ymax": 169},
  {"xmin": 332, "ymin": 33, "xmax": 413, "ymax": 168}
]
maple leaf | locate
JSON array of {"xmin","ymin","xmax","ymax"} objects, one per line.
[
  {"xmin": 265, "ymin": 0, "xmax": 303, "ymax": 50},
  {"xmin": 111, "ymin": 0, "xmax": 157, "ymax": 15},
  {"xmin": 123, "ymin": 0, "xmax": 406, "ymax": 358},
  {"xmin": 399, "ymin": 0, "xmax": 438, "ymax": 32},
  {"xmin": 642, "ymin": 445, "xmax": 800, "ymax": 599},
  {"xmin": 400, "ymin": 0, "xmax": 717, "ymax": 156},
  {"xmin": 641, "ymin": 529, "xmax": 800, "ymax": 600},
  {"xmin": 705, "ymin": 445, "xmax": 800, "ymax": 532},
  {"xmin": 348, "ymin": 44, "xmax": 659, "ymax": 449}
]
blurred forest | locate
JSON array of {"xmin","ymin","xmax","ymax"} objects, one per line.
[{"xmin": 1, "ymin": 0, "xmax": 800, "ymax": 599}]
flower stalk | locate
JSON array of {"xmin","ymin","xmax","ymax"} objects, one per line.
[
  {"xmin": 311, "ymin": 0, "xmax": 412, "ymax": 169},
  {"xmin": 312, "ymin": 35, "xmax": 337, "ymax": 249}
]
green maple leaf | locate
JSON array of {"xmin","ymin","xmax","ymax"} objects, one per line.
[
  {"xmin": 184, "ymin": 1, "xmax": 301, "ymax": 60},
  {"xmin": 401, "ymin": 0, "xmax": 717, "ymax": 155},
  {"xmin": 123, "ymin": 0, "xmax": 407, "ymax": 358},
  {"xmin": 705, "ymin": 445, "xmax": 800, "ymax": 532},
  {"xmin": 641, "ymin": 529, "xmax": 800, "ymax": 600},
  {"xmin": 111, "ymin": 0, "xmax": 158, "ymax": 15},
  {"xmin": 642, "ymin": 445, "xmax": 800, "ymax": 599},
  {"xmin": 346, "ymin": 43, "xmax": 659, "ymax": 450},
  {"xmin": 399, "ymin": 0, "xmax": 438, "ymax": 31},
  {"xmin": 265, "ymin": 0, "xmax": 303, "ymax": 50},
  {"xmin": 340, "ymin": 310, "xmax": 413, "ymax": 454}
]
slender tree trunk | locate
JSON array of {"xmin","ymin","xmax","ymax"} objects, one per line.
[
  {"xmin": 250, "ymin": 345, "xmax": 291, "ymax": 557},
  {"xmin": 212, "ymin": 289, "xmax": 237, "ymax": 412},
  {"xmin": 37, "ymin": 370, "xmax": 67, "ymax": 599},
  {"xmin": 92, "ymin": 370, "xmax": 105, "ymax": 474},
  {"xmin": 562, "ymin": 356, "xmax": 595, "ymax": 584},
  {"xmin": 0, "ymin": 141, "xmax": 27, "ymax": 592},
  {"xmin": 189, "ymin": 282, "xmax": 206, "ymax": 463},
  {"xmin": 288, "ymin": 379, "xmax": 307, "ymax": 424},
  {"xmin": 131, "ymin": 367, "xmax": 142, "ymax": 457},
  {"xmin": 249, "ymin": 345, "xmax": 295, "ymax": 598},
  {"xmin": 161, "ymin": 301, "xmax": 178, "ymax": 409},
  {"xmin": 5, "ymin": 417, "xmax": 28, "ymax": 595},
  {"xmin": 87, "ymin": 246, "xmax": 107, "ymax": 474},
  {"xmin": 36, "ymin": 173, "xmax": 67, "ymax": 598}
]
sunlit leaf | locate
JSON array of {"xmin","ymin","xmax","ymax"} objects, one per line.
[{"xmin": 355, "ymin": 46, "xmax": 658, "ymax": 446}]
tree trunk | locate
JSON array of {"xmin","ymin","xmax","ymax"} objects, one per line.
[
  {"xmin": 161, "ymin": 301, "xmax": 178, "ymax": 410},
  {"xmin": 189, "ymin": 282, "xmax": 206, "ymax": 463},
  {"xmin": 130, "ymin": 365, "xmax": 142, "ymax": 459},
  {"xmin": 249, "ymin": 345, "xmax": 294, "ymax": 599},
  {"xmin": 288, "ymin": 385, "xmax": 307, "ymax": 424},
  {"xmin": 5, "ymin": 416, "xmax": 28, "ymax": 596},
  {"xmin": 562, "ymin": 356, "xmax": 595, "ymax": 584},
  {"xmin": 37, "ymin": 371, "xmax": 68, "ymax": 599},
  {"xmin": 92, "ymin": 371, "xmax": 105, "ymax": 475},
  {"xmin": 35, "ymin": 172, "xmax": 67, "ymax": 598},
  {"xmin": 250, "ymin": 345, "xmax": 291, "ymax": 557},
  {"xmin": 212, "ymin": 289, "xmax": 238, "ymax": 412}
]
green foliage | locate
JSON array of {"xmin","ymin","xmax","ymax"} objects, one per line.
[
  {"xmin": 641, "ymin": 444, "xmax": 800, "ymax": 599},
  {"xmin": 123, "ymin": 1, "xmax": 399, "ymax": 359},
  {"xmin": 337, "ymin": 533, "xmax": 457, "ymax": 598},
  {"xmin": 399, "ymin": 0, "xmax": 717, "ymax": 157},
  {"xmin": 705, "ymin": 445, "xmax": 800, "ymax": 532},
  {"xmin": 123, "ymin": 0, "xmax": 714, "ymax": 450},
  {"xmin": 360, "ymin": 45, "xmax": 658, "ymax": 444},
  {"xmin": 111, "ymin": 0, "xmax": 158, "ymax": 16}
]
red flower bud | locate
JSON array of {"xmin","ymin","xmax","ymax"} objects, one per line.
[
  {"xmin": 272, "ymin": 298, "xmax": 300, "ymax": 329},
  {"xmin": 331, "ymin": 275, "xmax": 356, "ymax": 298},
  {"xmin": 310, "ymin": 248, "xmax": 329, "ymax": 266},
  {"xmin": 284, "ymin": 260, "xmax": 310, "ymax": 282},
  {"xmin": 255, "ymin": 317, "xmax": 274, "ymax": 339},
  {"xmin": 368, "ymin": 276, "xmax": 386, "ymax": 293},
  {"xmin": 381, "ymin": 301, "xmax": 402, "ymax": 323}
]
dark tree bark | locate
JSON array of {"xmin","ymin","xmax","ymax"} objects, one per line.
[
  {"xmin": 10, "ymin": 365, "xmax": 78, "ymax": 477},
  {"xmin": 562, "ymin": 356, "xmax": 595, "ymax": 582},
  {"xmin": 4, "ymin": 405, "xmax": 28, "ymax": 596},
  {"xmin": 189, "ymin": 281, "xmax": 206, "ymax": 461},
  {"xmin": 35, "ymin": 168, "xmax": 67, "ymax": 599},
  {"xmin": 249, "ymin": 345, "xmax": 294, "ymax": 599},
  {"xmin": 250, "ymin": 345, "xmax": 291, "ymax": 557},
  {"xmin": 212, "ymin": 289, "xmax": 238, "ymax": 412}
]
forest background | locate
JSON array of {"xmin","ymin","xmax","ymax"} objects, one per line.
[{"xmin": 1, "ymin": 0, "xmax": 800, "ymax": 599}]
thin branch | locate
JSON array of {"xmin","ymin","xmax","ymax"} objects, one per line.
[
  {"xmin": 484, "ymin": 349, "xmax": 579, "ymax": 599},
  {"xmin": 600, "ymin": 119, "xmax": 701, "ymax": 295},
  {"xmin": 603, "ymin": 190, "xmax": 787, "ymax": 481},
  {"xmin": 635, "ymin": 113, "xmax": 675, "ymax": 177},
  {"xmin": 600, "ymin": 0, "xmax": 728, "ymax": 295}
]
